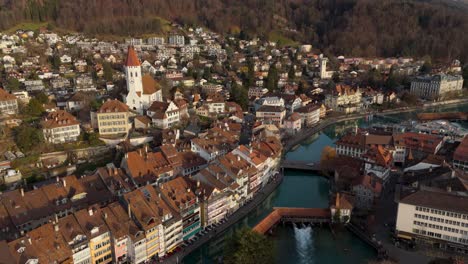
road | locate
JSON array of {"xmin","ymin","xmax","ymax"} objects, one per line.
[{"xmin": 160, "ymin": 171, "xmax": 284, "ymax": 264}]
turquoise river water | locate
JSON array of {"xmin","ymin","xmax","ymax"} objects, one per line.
[{"xmin": 184, "ymin": 104, "xmax": 468, "ymax": 264}]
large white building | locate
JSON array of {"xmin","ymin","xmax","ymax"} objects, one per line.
[
  {"xmin": 124, "ymin": 46, "xmax": 163, "ymax": 114},
  {"xmin": 41, "ymin": 110, "xmax": 81, "ymax": 144},
  {"xmin": 325, "ymin": 85, "xmax": 362, "ymax": 114},
  {"xmin": 0, "ymin": 88, "xmax": 18, "ymax": 115},
  {"xmin": 396, "ymin": 189, "xmax": 468, "ymax": 253},
  {"xmin": 410, "ymin": 74, "xmax": 464, "ymax": 99}
]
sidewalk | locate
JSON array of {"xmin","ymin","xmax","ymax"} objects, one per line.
[{"xmin": 161, "ymin": 172, "xmax": 284, "ymax": 264}]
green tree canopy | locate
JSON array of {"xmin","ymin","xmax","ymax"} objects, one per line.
[
  {"xmin": 224, "ymin": 228, "xmax": 274, "ymax": 264},
  {"xmin": 36, "ymin": 92, "xmax": 49, "ymax": 104},
  {"xmin": 26, "ymin": 98, "xmax": 45, "ymax": 116},
  {"xmin": 14, "ymin": 124, "xmax": 43, "ymax": 152},
  {"xmin": 462, "ymin": 65, "xmax": 468, "ymax": 88},
  {"xmin": 6, "ymin": 78, "xmax": 20, "ymax": 90},
  {"xmin": 266, "ymin": 64, "xmax": 279, "ymax": 91},
  {"xmin": 103, "ymin": 61, "xmax": 114, "ymax": 82},
  {"xmin": 230, "ymin": 82, "xmax": 248, "ymax": 110}
]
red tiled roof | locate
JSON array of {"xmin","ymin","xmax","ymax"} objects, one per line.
[
  {"xmin": 125, "ymin": 46, "xmax": 141, "ymax": 67},
  {"xmin": 0, "ymin": 88, "xmax": 16, "ymax": 101},
  {"xmin": 41, "ymin": 110, "xmax": 79, "ymax": 129},
  {"xmin": 454, "ymin": 136, "xmax": 468, "ymax": 163},
  {"xmin": 98, "ymin": 99, "xmax": 129, "ymax": 113},
  {"xmin": 142, "ymin": 74, "xmax": 161, "ymax": 95}
]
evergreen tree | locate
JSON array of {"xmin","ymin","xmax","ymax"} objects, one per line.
[
  {"xmin": 246, "ymin": 58, "xmax": 255, "ymax": 87},
  {"xmin": 288, "ymin": 65, "xmax": 295, "ymax": 80},
  {"xmin": 224, "ymin": 228, "xmax": 274, "ymax": 264},
  {"xmin": 103, "ymin": 62, "xmax": 114, "ymax": 82},
  {"xmin": 231, "ymin": 82, "xmax": 248, "ymax": 110},
  {"xmin": 266, "ymin": 64, "xmax": 278, "ymax": 91},
  {"xmin": 202, "ymin": 66, "xmax": 212, "ymax": 81}
]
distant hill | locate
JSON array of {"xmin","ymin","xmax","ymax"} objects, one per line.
[{"xmin": 0, "ymin": 0, "xmax": 467, "ymax": 62}]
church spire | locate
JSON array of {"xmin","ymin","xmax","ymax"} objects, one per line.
[{"xmin": 125, "ymin": 46, "xmax": 141, "ymax": 67}]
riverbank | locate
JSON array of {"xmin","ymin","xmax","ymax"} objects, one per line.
[
  {"xmin": 161, "ymin": 171, "xmax": 284, "ymax": 264},
  {"xmin": 283, "ymin": 98, "xmax": 468, "ymax": 153}
]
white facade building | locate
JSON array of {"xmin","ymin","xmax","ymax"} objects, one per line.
[
  {"xmin": 396, "ymin": 189, "xmax": 468, "ymax": 253},
  {"xmin": 410, "ymin": 74, "xmax": 464, "ymax": 99}
]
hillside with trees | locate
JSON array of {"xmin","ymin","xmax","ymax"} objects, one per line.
[{"xmin": 0, "ymin": 0, "xmax": 467, "ymax": 61}]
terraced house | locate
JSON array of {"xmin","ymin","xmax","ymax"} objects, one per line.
[
  {"xmin": 74, "ymin": 207, "xmax": 113, "ymax": 264},
  {"xmin": 123, "ymin": 189, "xmax": 162, "ymax": 260},
  {"xmin": 159, "ymin": 177, "xmax": 201, "ymax": 241}
]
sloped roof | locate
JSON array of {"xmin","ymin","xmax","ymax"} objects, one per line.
[
  {"xmin": 125, "ymin": 46, "xmax": 141, "ymax": 67},
  {"xmin": 142, "ymin": 74, "xmax": 161, "ymax": 95}
]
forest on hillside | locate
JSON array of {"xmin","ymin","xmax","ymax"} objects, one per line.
[{"xmin": 0, "ymin": 0, "xmax": 466, "ymax": 62}]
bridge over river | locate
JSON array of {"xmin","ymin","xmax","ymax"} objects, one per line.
[
  {"xmin": 253, "ymin": 207, "xmax": 331, "ymax": 234},
  {"xmin": 280, "ymin": 160, "xmax": 322, "ymax": 172}
]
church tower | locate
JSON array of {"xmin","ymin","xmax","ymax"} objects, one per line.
[
  {"xmin": 125, "ymin": 46, "xmax": 143, "ymax": 94},
  {"xmin": 319, "ymin": 55, "xmax": 329, "ymax": 79},
  {"xmin": 124, "ymin": 46, "xmax": 144, "ymax": 112}
]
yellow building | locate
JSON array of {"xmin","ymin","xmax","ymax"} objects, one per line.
[
  {"xmin": 74, "ymin": 207, "xmax": 113, "ymax": 264},
  {"xmin": 97, "ymin": 99, "xmax": 131, "ymax": 136},
  {"xmin": 123, "ymin": 188, "xmax": 163, "ymax": 259}
]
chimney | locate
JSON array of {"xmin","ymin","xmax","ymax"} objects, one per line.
[
  {"xmin": 127, "ymin": 202, "xmax": 132, "ymax": 218},
  {"xmin": 145, "ymin": 145, "xmax": 148, "ymax": 153},
  {"xmin": 88, "ymin": 208, "xmax": 93, "ymax": 216},
  {"xmin": 20, "ymin": 188, "xmax": 24, "ymax": 197},
  {"xmin": 54, "ymin": 224, "xmax": 59, "ymax": 232},
  {"xmin": 197, "ymin": 181, "xmax": 200, "ymax": 187},
  {"xmin": 56, "ymin": 177, "xmax": 59, "ymax": 182},
  {"xmin": 28, "ymin": 237, "xmax": 32, "ymax": 245},
  {"xmin": 103, "ymin": 212, "xmax": 108, "ymax": 219},
  {"xmin": 125, "ymin": 152, "xmax": 128, "ymax": 159},
  {"xmin": 55, "ymin": 214, "xmax": 58, "ymax": 223},
  {"xmin": 187, "ymin": 188, "xmax": 191, "ymax": 193},
  {"xmin": 62, "ymin": 179, "xmax": 66, "ymax": 187}
]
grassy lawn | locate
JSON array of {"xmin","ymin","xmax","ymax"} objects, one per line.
[
  {"xmin": 3, "ymin": 22, "xmax": 48, "ymax": 34},
  {"xmin": 268, "ymin": 31, "xmax": 299, "ymax": 47}
]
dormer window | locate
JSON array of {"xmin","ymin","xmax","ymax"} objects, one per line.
[{"xmin": 91, "ymin": 226, "xmax": 99, "ymax": 235}]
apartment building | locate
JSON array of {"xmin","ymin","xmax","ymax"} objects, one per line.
[
  {"xmin": 410, "ymin": 74, "xmax": 464, "ymax": 99},
  {"xmin": 0, "ymin": 88, "xmax": 18, "ymax": 115},
  {"xmin": 159, "ymin": 177, "xmax": 201, "ymax": 241},
  {"xmin": 41, "ymin": 110, "xmax": 81, "ymax": 144},
  {"xmin": 255, "ymin": 105, "xmax": 286, "ymax": 127},
  {"xmin": 147, "ymin": 101, "xmax": 180, "ymax": 129},
  {"xmin": 74, "ymin": 207, "xmax": 113, "ymax": 264},
  {"xmin": 123, "ymin": 190, "xmax": 162, "ymax": 260},
  {"xmin": 58, "ymin": 214, "xmax": 92, "ymax": 264},
  {"xmin": 97, "ymin": 99, "xmax": 131, "ymax": 136},
  {"xmin": 396, "ymin": 189, "xmax": 468, "ymax": 253},
  {"xmin": 324, "ymin": 84, "xmax": 362, "ymax": 114},
  {"xmin": 453, "ymin": 136, "xmax": 468, "ymax": 171}
]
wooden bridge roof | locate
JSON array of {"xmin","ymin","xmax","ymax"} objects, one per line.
[{"xmin": 253, "ymin": 207, "xmax": 330, "ymax": 234}]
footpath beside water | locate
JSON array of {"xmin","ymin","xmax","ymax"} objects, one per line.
[
  {"xmin": 161, "ymin": 172, "xmax": 284, "ymax": 264},
  {"xmin": 283, "ymin": 98, "xmax": 468, "ymax": 153},
  {"xmin": 167, "ymin": 99, "xmax": 468, "ymax": 263}
]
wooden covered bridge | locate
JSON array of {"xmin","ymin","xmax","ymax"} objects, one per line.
[
  {"xmin": 417, "ymin": 112, "xmax": 468, "ymax": 121},
  {"xmin": 253, "ymin": 207, "xmax": 331, "ymax": 234},
  {"xmin": 280, "ymin": 160, "xmax": 322, "ymax": 172}
]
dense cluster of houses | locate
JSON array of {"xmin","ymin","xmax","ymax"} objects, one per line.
[
  {"xmin": 330, "ymin": 125, "xmax": 468, "ymax": 253},
  {"xmin": 0, "ymin": 123, "xmax": 282, "ymax": 263},
  {"xmin": 0, "ymin": 22, "xmax": 465, "ymax": 261}
]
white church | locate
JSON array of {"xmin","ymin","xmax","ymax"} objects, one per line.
[{"xmin": 124, "ymin": 46, "xmax": 163, "ymax": 114}]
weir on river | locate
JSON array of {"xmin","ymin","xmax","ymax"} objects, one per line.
[{"xmin": 184, "ymin": 103, "xmax": 468, "ymax": 264}]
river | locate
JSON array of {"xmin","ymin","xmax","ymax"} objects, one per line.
[{"xmin": 184, "ymin": 103, "xmax": 468, "ymax": 264}]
